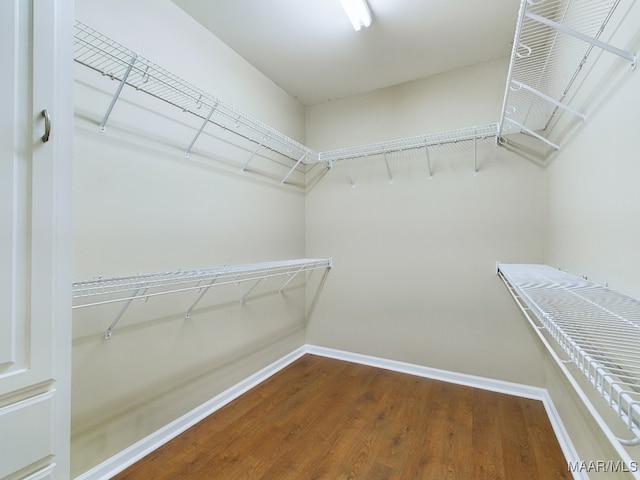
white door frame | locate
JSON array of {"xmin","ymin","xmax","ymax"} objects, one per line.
[{"xmin": 0, "ymin": 1, "xmax": 74, "ymax": 478}]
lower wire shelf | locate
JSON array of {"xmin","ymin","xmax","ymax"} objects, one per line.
[
  {"xmin": 73, "ymin": 258, "xmax": 332, "ymax": 339},
  {"xmin": 498, "ymin": 263, "xmax": 640, "ymax": 453}
]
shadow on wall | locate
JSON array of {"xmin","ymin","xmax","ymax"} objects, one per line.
[
  {"xmin": 74, "ymin": 76, "xmax": 313, "ymax": 191},
  {"xmin": 71, "ymin": 268, "xmax": 332, "ymax": 427}
]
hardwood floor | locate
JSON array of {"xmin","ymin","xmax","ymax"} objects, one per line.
[{"xmin": 113, "ymin": 354, "xmax": 571, "ymax": 479}]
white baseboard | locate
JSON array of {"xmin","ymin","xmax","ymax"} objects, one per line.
[
  {"xmin": 75, "ymin": 344, "xmax": 582, "ymax": 480},
  {"xmin": 540, "ymin": 391, "xmax": 587, "ymax": 480},
  {"xmin": 305, "ymin": 345, "xmax": 547, "ymax": 400}
]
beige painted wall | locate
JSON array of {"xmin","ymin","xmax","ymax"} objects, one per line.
[
  {"xmin": 305, "ymin": 57, "xmax": 507, "ymax": 150},
  {"xmin": 72, "ymin": 0, "xmax": 308, "ymax": 475},
  {"xmin": 546, "ymin": 0, "xmax": 640, "ymax": 298},
  {"xmin": 305, "ymin": 59, "xmax": 548, "ymax": 383},
  {"xmin": 304, "ymin": 55, "xmax": 636, "ymax": 474}
]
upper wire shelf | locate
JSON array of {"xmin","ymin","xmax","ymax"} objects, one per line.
[
  {"xmin": 73, "ymin": 258, "xmax": 332, "ymax": 338},
  {"xmin": 73, "ymin": 20, "xmax": 319, "ymax": 179},
  {"xmin": 498, "ymin": 263, "xmax": 640, "ymax": 448},
  {"xmin": 498, "ymin": 0, "xmax": 636, "ymax": 150},
  {"xmin": 319, "ymin": 123, "xmax": 499, "ymax": 163}
]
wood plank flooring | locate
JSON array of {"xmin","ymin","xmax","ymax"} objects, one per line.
[{"xmin": 112, "ymin": 354, "xmax": 572, "ymax": 480}]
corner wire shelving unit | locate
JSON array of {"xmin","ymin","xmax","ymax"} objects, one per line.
[
  {"xmin": 498, "ymin": 263, "xmax": 640, "ymax": 468},
  {"xmin": 73, "ymin": 20, "xmax": 320, "ymax": 184},
  {"xmin": 498, "ymin": 0, "xmax": 637, "ymax": 151},
  {"xmin": 73, "ymin": 20, "xmax": 503, "ymax": 186},
  {"xmin": 72, "ymin": 258, "xmax": 332, "ymax": 339},
  {"xmin": 75, "ymin": 0, "xmax": 638, "ymax": 184}
]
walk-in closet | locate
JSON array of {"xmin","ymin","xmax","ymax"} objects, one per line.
[{"xmin": 2, "ymin": 0, "xmax": 640, "ymax": 478}]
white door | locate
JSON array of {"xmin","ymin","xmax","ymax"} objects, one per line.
[{"xmin": 0, "ymin": 1, "xmax": 73, "ymax": 479}]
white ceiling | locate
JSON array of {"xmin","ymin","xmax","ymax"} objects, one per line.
[{"xmin": 172, "ymin": 0, "xmax": 521, "ymax": 106}]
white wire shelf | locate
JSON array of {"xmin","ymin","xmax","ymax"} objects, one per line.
[
  {"xmin": 498, "ymin": 0, "xmax": 636, "ymax": 150},
  {"xmin": 74, "ymin": 20, "xmax": 504, "ymax": 178},
  {"xmin": 73, "ymin": 258, "xmax": 332, "ymax": 339},
  {"xmin": 73, "ymin": 20, "xmax": 319, "ymax": 180},
  {"xmin": 319, "ymin": 123, "xmax": 499, "ymax": 163},
  {"xmin": 498, "ymin": 263, "xmax": 640, "ymax": 447},
  {"xmin": 320, "ymin": 123, "xmax": 498, "ymax": 186}
]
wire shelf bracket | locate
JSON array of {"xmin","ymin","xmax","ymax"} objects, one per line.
[
  {"xmin": 240, "ymin": 278, "xmax": 263, "ymax": 305},
  {"xmin": 383, "ymin": 153, "xmax": 394, "ymax": 184},
  {"xmin": 73, "ymin": 258, "xmax": 332, "ymax": 338},
  {"xmin": 99, "ymin": 53, "xmax": 137, "ymax": 133},
  {"xmin": 242, "ymin": 139, "xmax": 266, "ymax": 172},
  {"xmin": 526, "ymin": 12, "xmax": 637, "ymax": 69},
  {"xmin": 104, "ymin": 287, "xmax": 144, "ymax": 339},
  {"xmin": 184, "ymin": 278, "xmax": 218, "ymax": 319},
  {"xmin": 510, "ymin": 80, "xmax": 587, "ymax": 122},
  {"xmin": 319, "ymin": 123, "xmax": 499, "ymax": 164},
  {"xmin": 473, "ymin": 132, "xmax": 478, "ymax": 176},
  {"xmin": 498, "ymin": 263, "xmax": 640, "ymax": 456},
  {"xmin": 185, "ymin": 103, "xmax": 217, "ymax": 157},
  {"xmin": 279, "ymin": 264, "xmax": 306, "ymax": 293},
  {"xmin": 425, "ymin": 146, "xmax": 433, "ymax": 180},
  {"xmin": 281, "ymin": 154, "xmax": 306, "ymax": 184},
  {"xmin": 343, "ymin": 159, "xmax": 356, "ymax": 188},
  {"xmin": 504, "ymin": 117, "xmax": 560, "ymax": 150}
]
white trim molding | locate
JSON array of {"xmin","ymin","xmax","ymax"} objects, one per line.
[{"xmin": 75, "ymin": 344, "xmax": 583, "ymax": 480}]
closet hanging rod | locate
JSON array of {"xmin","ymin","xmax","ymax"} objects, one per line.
[
  {"xmin": 73, "ymin": 20, "xmax": 319, "ymax": 165},
  {"xmin": 319, "ymin": 123, "xmax": 499, "ymax": 163}
]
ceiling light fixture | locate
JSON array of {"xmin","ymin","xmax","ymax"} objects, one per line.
[{"xmin": 338, "ymin": 0, "xmax": 372, "ymax": 31}]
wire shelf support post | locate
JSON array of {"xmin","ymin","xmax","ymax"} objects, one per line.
[
  {"xmin": 281, "ymin": 153, "xmax": 306, "ymax": 184},
  {"xmin": 473, "ymin": 130, "xmax": 478, "ymax": 176},
  {"xmin": 185, "ymin": 103, "xmax": 217, "ymax": 157},
  {"xmin": 425, "ymin": 145, "xmax": 433, "ymax": 180},
  {"xmin": 240, "ymin": 278, "xmax": 263, "ymax": 305},
  {"xmin": 100, "ymin": 53, "xmax": 137, "ymax": 133},
  {"xmin": 104, "ymin": 286, "xmax": 144, "ymax": 339},
  {"xmin": 184, "ymin": 278, "xmax": 218, "ymax": 319},
  {"xmin": 241, "ymin": 139, "xmax": 266, "ymax": 172},
  {"xmin": 384, "ymin": 153, "xmax": 394, "ymax": 184}
]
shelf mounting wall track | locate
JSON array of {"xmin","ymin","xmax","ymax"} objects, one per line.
[
  {"xmin": 498, "ymin": 0, "xmax": 636, "ymax": 150},
  {"xmin": 498, "ymin": 263, "xmax": 640, "ymax": 450},
  {"xmin": 73, "ymin": 258, "xmax": 332, "ymax": 339}
]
